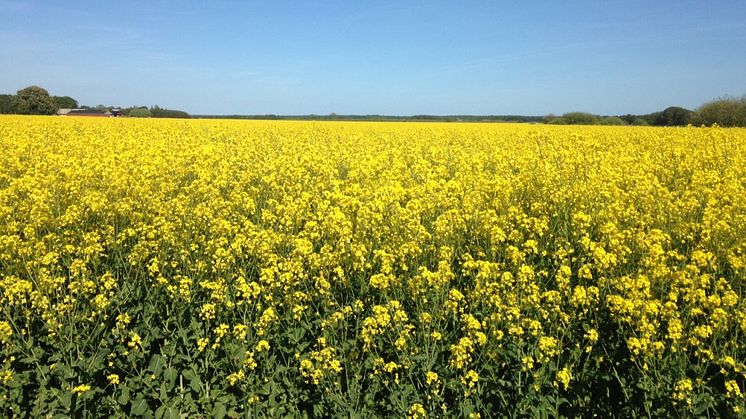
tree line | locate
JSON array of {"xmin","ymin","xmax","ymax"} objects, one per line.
[
  {"xmin": 544, "ymin": 95, "xmax": 746, "ymax": 127},
  {"xmin": 192, "ymin": 114, "xmax": 545, "ymax": 123},
  {"xmin": 124, "ymin": 106, "xmax": 190, "ymax": 119},
  {"xmin": 0, "ymin": 85, "xmax": 190, "ymax": 118},
  {"xmin": 2, "ymin": 85, "xmax": 745, "ymax": 126}
]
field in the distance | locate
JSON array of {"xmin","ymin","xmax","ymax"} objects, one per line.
[{"xmin": 1, "ymin": 116, "xmax": 745, "ymax": 417}]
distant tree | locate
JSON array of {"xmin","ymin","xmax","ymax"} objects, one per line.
[
  {"xmin": 150, "ymin": 105, "xmax": 189, "ymax": 118},
  {"xmin": 0, "ymin": 94, "xmax": 17, "ymax": 114},
  {"xmin": 643, "ymin": 112, "xmax": 660, "ymax": 126},
  {"xmin": 542, "ymin": 114, "xmax": 557, "ymax": 124},
  {"xmin": 631, "ymin": 118, "xmax": 649, "ymax": 126},
  {"xmin": 128, "ymin": 107, "xmax": 152, "ymax": 117},
  {"xmin": 559, "ymin": 112, "xmax": 599, "ymax": 125},
  {"xmin": 694, "ymin": 96, "xmax": 746, "ymax": 127},
  {"xmin": 94, "ymin": 104, "xmax": 109, "ymax": 112},
  {"xmin": 619, "ymin": 114, "xmax": 637, "ymax": 125},
  {"xmin": 15, "ymin": 86, "xmax": 56, "ymax": 115},
  {"xmin": 53, "ymin": 96, "xmax": 78, "ymax": 110},
  {"xmin": 599, "ymin": 116, "xmax": 627, "ymax": 125},
  {"xmin": 652, "ymin": 106, "xmax": 692, "ymax": 126}
]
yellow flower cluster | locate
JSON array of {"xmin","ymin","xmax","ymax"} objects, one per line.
[{"xmin": 299, "ymin": 337, "xmax": 343, "ymax": 385}]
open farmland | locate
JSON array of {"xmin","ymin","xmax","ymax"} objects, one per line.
[{"xmin": 1, "ymin": 116, "xmax": 745, "ymax": 416}]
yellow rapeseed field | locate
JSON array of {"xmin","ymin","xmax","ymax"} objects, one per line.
[{"xmin": 0, "ymin": 115, "xmax": 745, "ymax": 416}]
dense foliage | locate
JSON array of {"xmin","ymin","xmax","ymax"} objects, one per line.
[
  {"xmin": 148, "ymin": 106, "xmax": 190, "ymax": 119},
  {"xmin": 126, "ymin": 107, "xmax": 153, "ymax": 118},
  {"xmin": 53, "ymin": 96, "xmax": 79, "ymax": 110},
  {"xmin": 547, "ymin": 107, "xmax": 695, "ymax": 127},
  {"xmin": 193, "ymin": 114, "xmax": 544, "ymax": 123},
  {"xmin": 14, "ymin": 86, "xmax": 56, "ymax": 116},
  {"xmin": 693, "ymin": 96, "xmax": 746, "ymax": 128},
  {"xmin": 0, "ymin": 95, "xmax": 16, "ymax": 115},
  {"xmin": 0, "ymin": 117, "xmax": 745, "ymax": 417}
]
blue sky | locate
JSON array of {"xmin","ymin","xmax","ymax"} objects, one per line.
[{"xmin": 1, "ymin": 0, "xmax": 745, "ymax": 115}]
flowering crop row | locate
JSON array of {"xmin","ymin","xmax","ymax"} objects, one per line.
[{"xmin": 0, "ymin": 116, "xmax": 745, "ymax": 417}]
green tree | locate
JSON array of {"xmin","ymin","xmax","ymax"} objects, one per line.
[
  {"xmin": 559, "ymin": 112, "xmax": 599, "ymax": 125},
  {"xmin": 15, "ymin": 86, "xmax": 56, "ymax": 115},
  {"xmin": 0, "ymin": 94, "xmax": 16, "ymax": 114},
  {"xmin": 150, "ymin": 105, "xmax": 190, "ymax": 118},
  {"xmin": 694, "ymin": 96, "xmax": 746, "ymax": 127},
  {"xmin": 128, "ymin": 107, "xmax": 152, "ymax": 117},
  {"xmin": 53, "ymin": 96, "xmax": 78, "ymax": 110},
  {"xmin": 542, "ymin": 114, "xmax": 558, "ymax": 124},
  {"xmin": 599, "ymin": 116, "xmax": 627, "ymax": 125},
  {"xmin": 652, "ymin": 106, "xmax": 692, "ymax": 126},
  {"xmin": 619, "ymin": 114, "xmax": 637, "ymax": 125}
]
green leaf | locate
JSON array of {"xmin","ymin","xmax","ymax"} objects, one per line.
[
  {"xmin": 59, "ymin": 390, "xmax": 72, "ymax": 410},
  {"xmin": 118, "ymin": 384, "xmax": 130, "ymax": 405},
  {"xmin": 182, "ymin": 369, "xmax": 195, "ymax": 382},
  {"xmin": 156, "ymin": 403, "xmax": 182, "ymax": 419},
  {"xmin": 159, "ymin": 384, "xmax": 169, "ymax": 400},
  {"xmin": 166, "ymin": 407, "xmax": 182, "ymax": 419},
  {"xmin": 212, "ymin": 402, "xmax": 227, "ymax": 419},
  {"xmin": 164, "ymin": 367, "xmax": 178, "ymax": 383},
  {"xmin": 131, "ymin": 398, "xmax": 149, "ymax": 416},
  {"xmin": 183, "ymin": 369, "xmax": 202, "ymax": 393},
  {"xmin": 260, "ymin": 382, "xmax": 271, "ymax": 395},
  {"xmin": 148, "ymin": 354, "xmax": 166, "ymax": 375}
]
